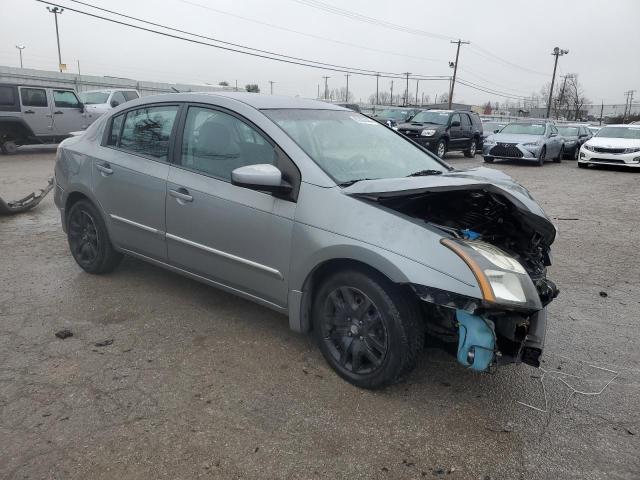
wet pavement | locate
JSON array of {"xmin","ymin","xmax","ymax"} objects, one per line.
[{"xmin": 1, "ymin": 149, "xmax": 638, "ymax": 479}]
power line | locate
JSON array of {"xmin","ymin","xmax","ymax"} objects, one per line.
[{"xmin": 468, "ymin": 44, "xmax": 551, "ymax": 78}]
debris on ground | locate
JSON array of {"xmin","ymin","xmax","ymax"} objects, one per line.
[
  {"xmin": 599, "ymin": 291, "xmax": 608, "ymax": 297},
  {"xmin": 94, "ymin": 338, "xmax": 114, "ymax": 347},
  {"xmin": 54, "ymin": 329, "xmax": 73, "ymax": 339},
  {"xmin": 0, "ymin": 177, "xmax": 54, "ymax": 215}
]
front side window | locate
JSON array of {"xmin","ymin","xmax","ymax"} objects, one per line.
[
  {"xmin": 53, "ymin": 90, "xmax": 81, "ymax": 108},
  {"xmin": 119, "ymin": 105, "xmax": 179, "ymax": 160},
  {"xmin": 0, "ymin": 86, "xmax": 16, "ymax": 106},
  {"xmin": 21, "ymin": 88, "xmax": 48, "ymax": 107},
  {"xmin": 180, "ymin": 106, "xmax": 276, "ymax": 180},
  {"xmin": 122, "ymin": 91, "xmax": 139, "ymax": 102},
  {"xmin": 450, "ymin": 113, "xmax": 461, "ymax": 126},
  {"xmin": 111, "ymin": 91, "xmax": 126, "ymax": 106},
  {"xmin": 264, "ymin": 109, "xmax": 448, "ymax": 185}
]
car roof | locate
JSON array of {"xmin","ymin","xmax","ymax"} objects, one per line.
[
  {"xmin": 601, "ymin": 124, "xmax": 640, "ymax": 128},
  {"xmin": 133, "ymin": 92, "xmax": 346, "ymax": 110},
  {"xmin": 83, "ymin": 88, "xmax": 138, "ymax": 93}
]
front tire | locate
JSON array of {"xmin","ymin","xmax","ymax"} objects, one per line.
[
  {"xmin": 463, "ymin": 138, "xmax": 477, "ymax": 158},
  {"xmin": 483, "ymin": 156, "xmax": 494, "ymax": 163},
  {"xmin": 312, "ymin": 269, "xmax": 424, "ymax": 389},
  {"xmin": 66, "ymin": 199, "xmax": 122, "ymax": 274},
  {"xmin": 1, "ymin": 140, "xmax": 18, "ymax": 155},
  {"xmin": 554, "ymin": 146, "xmax": 563, "ymax": 163},
  {"xmin": 436, "ymin": 139, "xmax": 447, "ymax": 158},
  {"xmin": 573, "ymin": 146, "xmax": 580, "ymax": 160},
  {"xmin": 537, "ymin": 146, "xmax": 546, "ymax": 166},
  {"xmin": 578, "ymin": 162, "xmax": 588, "ymax": 169}
]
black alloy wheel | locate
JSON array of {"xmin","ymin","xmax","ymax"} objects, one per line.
[{"xmin": 537, "ymin": 146, "xmax": 546, "ymax": 166}]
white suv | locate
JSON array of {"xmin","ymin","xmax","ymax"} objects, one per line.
[
  {"xmin": 79, "ymin": 89, "xmax": 140, "ymax": 115},
  {"xmin": 578, "ymin": 124, "xmax": 640, "ymax": 169}
]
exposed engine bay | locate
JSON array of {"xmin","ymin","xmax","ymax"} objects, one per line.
[{"xmin": 372, "ymin": 187, "xmax": 560, "ymax": 369}]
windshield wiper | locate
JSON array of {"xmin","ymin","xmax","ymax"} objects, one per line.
[
  {"xmin": 406, "ymin": 169, "xmax": 443, "ymax": 177},
  {"xmin": 338, "ymin": 178, "xmax": 378, "ymax": 187}
]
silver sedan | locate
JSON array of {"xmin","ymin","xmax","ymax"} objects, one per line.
[
  {"xmin": 482, "ymin": 121, "xmax": 565, "ymax": 166},
  {"xmin": 54, "ymin": 93, "xmax": 557, "ymax": 388}
]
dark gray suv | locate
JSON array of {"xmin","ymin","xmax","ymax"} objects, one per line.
[{"xmin": 397, "ymin": 110, "xmax": 483, "ymax": 158}]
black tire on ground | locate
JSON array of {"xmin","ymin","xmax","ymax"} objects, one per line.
[
  {"xmin": 66, "ymin": 199, "xmax": 122, "ymax": 274},
  {"xmin": 573, "ymin": 146, "xmax": 580, "ymax": 160},
  {"xmin": 483, "ymin": 156, "xmax": 494, "ymax": 163},
  {"xmin": 554, "ymin": 146, "xmax": 563, "ymax": 163},
  {"xmin": 1, "ymin": 141, "xmax": 18, "ymax": 154},
  {"xmin": 578, "ymin": 162, "xmax": 588, "ymax": 169},
  {"xmin": 312, "ymin": 268, "xmax": 424, "ymax": 389},
  {"xmin": 463, "ymin": 138, "xmax": 478, "ymax": 158},
  {"xmin": 436, "ymin": 139, "xmax": 447, "ymax": 158},
  {"xmin": 537, "ymin": 146, "xmax": 546, "ymax": 166}
]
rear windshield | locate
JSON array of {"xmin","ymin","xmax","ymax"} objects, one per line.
[
  {"xmin": 596, "ymin": 126, "xmax": 640, "ymax": 139},
  {"xmin": 410, "ymin": 111, "xmax": 450, "ymax": 125},
  {"xmin": 500, "ymin": 123, "xmax": 546, "ymax": 135},
  {"xmin": 80, "ymin": 92, "xmax": 110, "ymax": 104}
]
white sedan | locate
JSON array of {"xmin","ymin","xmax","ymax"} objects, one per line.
[{"xmin": 578, "ymin": 124, "xmax": 640, "ymax": 169}]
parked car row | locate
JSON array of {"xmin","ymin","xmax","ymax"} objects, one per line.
[{"xmin": 0, "ymin": 83, "xmax": 139, "ymax": 153}]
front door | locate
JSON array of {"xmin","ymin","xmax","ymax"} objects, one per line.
[
  {"xmin": 92, "ymin": 104, "xmax": 180, "ymax": 261},
  {"xmin": 165, "ymin": 105, "xmax": 295, "ymax": 307},
  {"xmin": 52, "ymin": 89, "xmax": 91, "ymax": 135},
  {"xmin": 18, "ymin": 86, "xmax": 53, "ymax": 136}
]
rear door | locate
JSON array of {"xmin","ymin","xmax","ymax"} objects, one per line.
[
  {"xmin": 460, "ymin": 113, "xmax": 473, "ymax": 147},
  {"xmin": 18, "ymin": 86, "xmax": 53, "ymax": 136},
  {"xmin": 165, "ymin": 104, "xmax": 296, "ymax": 307},
  {"xmin": 92, "ymin": 103, "xmax": 180, "ymax": 261},
  {"xmin": 52, "ymin": 89, "xmax": 90, "ymax": 134}
]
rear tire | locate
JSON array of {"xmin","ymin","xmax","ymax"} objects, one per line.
[
  {"xmin": 463, "ymin": 138, "xmax": 477, "ymax": 158},
  {"xmin": 1, "ymin": 140, "xmax": 17, "ymax": 155},
  {"xmin": 312, "ymin": 268, "xmax": 424, "ymax": 389},
  {"xmin": 537, "ymin": 146, "xmax": 546, "ymax": 166},
  {"xmin": 66, "ymin": 199, "xmax": 122, "ymax": 274}
]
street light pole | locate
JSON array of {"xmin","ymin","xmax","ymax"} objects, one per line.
[
  {"xmin": 15, "ymin": 45, "xmax": 25, "ymax": 68},
  {"xmin": 46, "ymin": 6, "xmax": 64, "ymax": 72},
  {"xmin": 322, "ymin": 76, "xmax": 330, "ymax": 100},
  {"xmin": 269, "ymin": 80, "xmax": 275, "ymax": 95},
  {"xmin": 546, "ymin": 47, "xmax": 569, "ymax": 119}
]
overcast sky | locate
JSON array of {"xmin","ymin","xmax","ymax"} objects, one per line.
[{"xmin": 2, "ymin": 0, "xmax": 639, "ymax": 106}]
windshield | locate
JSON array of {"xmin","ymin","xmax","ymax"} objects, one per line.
[
  {"xmin": 375, "ymin": 109, "xmax": 410, "ymax": 120},
  {"xmin": 264, "ymin": 109, "xmax": 448, "ymax": 184},
  {"xmin": 557, "ymin": 127, "xmax": 579, "ymax": 136},
  {"xmin": 483, "ymin": 122, "xmax": 505, "ymax": 132},
  {"xmin": 500, "ymin": 123, "xmax": 546, "ymax": 135},
  {"xmin": 410, "ymin": 111, "xmax": 450, "ymax": 125},
  {"xmin": 79, "ymin": 91, "xmax": 110, "ymax": 104},
  {"xmin": 596, "ymin": 126, "xmax": 640, "ymax": 140}
]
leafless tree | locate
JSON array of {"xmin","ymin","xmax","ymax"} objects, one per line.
[{"xmin": 565, "ymin": 75, "xmax": 589, "ymax": 120}]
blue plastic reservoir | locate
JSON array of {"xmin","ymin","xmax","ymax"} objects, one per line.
[{"xmin": 456, "ymin": 310, "xmax": 496, "ymax": 371}]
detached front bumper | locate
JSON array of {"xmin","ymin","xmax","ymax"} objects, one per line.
[
  {"xmin": 578, "ymin": 148, "xmax": 640, "ymax": 168},
  {"xmin": 482, "ymin": 143, "xmax": 540, "ymax": 162}
]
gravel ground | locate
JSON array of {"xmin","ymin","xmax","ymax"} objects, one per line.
[{"xmin": 1, "ymin": 148, "xmax": 638, "ymax": 480}]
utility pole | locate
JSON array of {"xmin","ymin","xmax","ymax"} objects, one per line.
[
  {"xmin": 415, "ymin": 79, "xmax": 419, "ymax": 107},
  {"xmin": 403, "ymin": 73, "xmax": 411, "ymax": 106},
  {"xmin": 375, "ymin": 73, "xmax": 380, "ymax": 105},
  {"xmin": 46, "ymin": 6, "xmax": 64, "ymax": 72},
  {"xmin": 622, "ymin": 90, "xmax": 636, "ymax": 122},
  {"xmin": 599, "ymin": 100, "xmax": 604, "ymax": 126},
  {"xmin": 448, "ymin": 39, "xmax": 469, "ymax": 109},
  {"xmin": 390, "ymin": 80, "xmax": 394, "ymax": 106},
  {"xmin": 15, "ymin": 45, "xmax": 25, "ymax": 68},
  {"xmin": 322, "ymin": 76, "xmax": 330, "ymax": 100},
  {"xmin": 268, "ymin": 80, "xmax": 275, "ymax": 95},
  {"xmin": 546, "ymin": 47, "xmax": 569, "ymax": 118},
  {"xmin": 77, "ymin": 59, "xmax": 81, "ymax": 75},
  {"xmin": 317, "ymin": 84, "xmax": 320, "ymax": 99},
  {"xmin": 235, "ymin": 80, "xmax": 238, "ymax": 91},
  {"xmin": 344, "ymin": 73, "xmax": 350, "ymax": 102}
]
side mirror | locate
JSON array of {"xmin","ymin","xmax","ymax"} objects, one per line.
[
  {"xmin": 450, "ymin": 120, "xmax": 461, "ymax": 128},
  {"xmin": 78, "ymin": 102, "xmax": 85, "ymax": 113},
  {"xmin": 110, "ymin": 100, "xmax": 119, "ymax": 108},
  {"xmin": 231, "ymin": 164, "xmax": 292, "ymax": 195}
]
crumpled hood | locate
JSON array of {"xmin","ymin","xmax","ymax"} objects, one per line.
[
  {"xmin": 487, "ymin": 133, "xmax": 544, "ymax": 144},
  {"xmin": 342, "ymin": 167, "xmax": 556, "ymax": 244}
]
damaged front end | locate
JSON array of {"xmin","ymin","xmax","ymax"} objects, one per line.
[{"xmin": 347, "ymin": 169, "xmax": 559, "ymax": 371}]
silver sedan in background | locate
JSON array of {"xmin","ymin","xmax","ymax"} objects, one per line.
[
  {"xmin": 482, "ymin": 121, "xmax": 565, "ymax": 166},
  {"xmin": 54, "ymin": 93, "xmax": 558, "ymax": 389}
]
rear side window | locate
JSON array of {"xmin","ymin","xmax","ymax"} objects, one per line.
[
  {"xmin": 119, "ymin": 105, "xmax": 179, "ymax": 160},
  {"xmin": 122, "ymin": 91, "xmax": 139, "ymax": 102},
  {"xmin": 107, "ymin": 113, "xmax": 124, "ymax": 146},
  {"xmin": 53, "ymin": 90, "xmax": 81, "ymax": 108},
  {"xmin": 21, "ymin": 88, "xmax": 48, "ymax": 107},
  {"xmin": 0, "ymin": 86, "xmax": 16, "ymax": 106}
]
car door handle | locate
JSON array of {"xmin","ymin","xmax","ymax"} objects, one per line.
[
  {"xmin": 54, "ymin": 111, "xmax": 64, "ymax": 114},
  {"xmin": 95, "ymin": 163, "xmax": 113, "ymax": 175},
  {"xmin": 169, "ymin": 188, "xmax": 193, "ymax": 203},
  {"xmin": 24, "ymin": 110, "xmax": 35, "ymax": 114}
]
